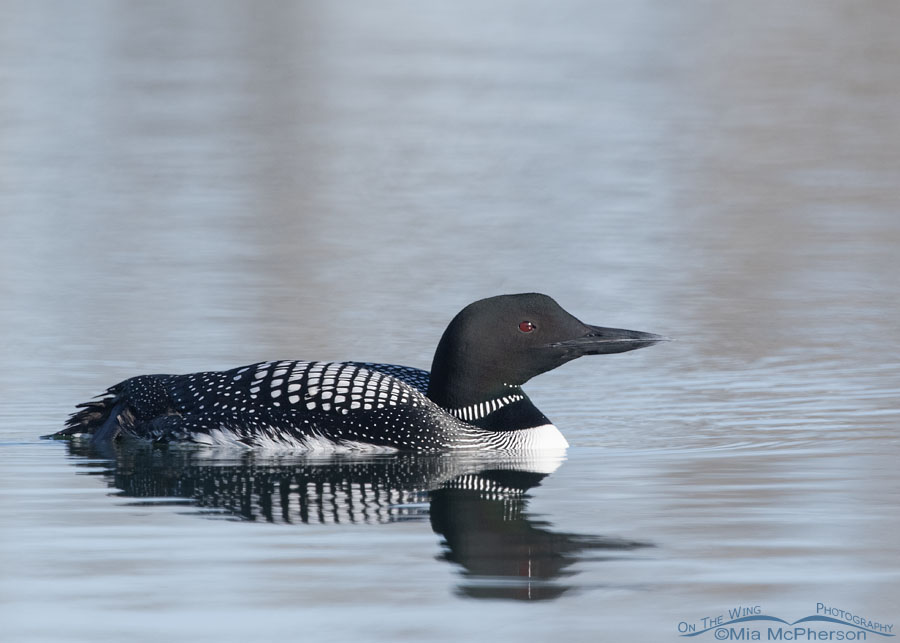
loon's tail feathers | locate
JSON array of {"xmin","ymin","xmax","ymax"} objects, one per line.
[{"xmin": 56, "ymin": 385, "xmax": 133, "ymax": 443}]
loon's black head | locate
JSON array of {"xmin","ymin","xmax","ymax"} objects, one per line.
[{"xmin": 427, "ymin": 293, "xmax": 667, "ymax": 410}]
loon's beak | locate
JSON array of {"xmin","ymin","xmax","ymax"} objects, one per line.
[{"xmin": 549, "ymin": 325, "xmax": 670, "ymax": 358}]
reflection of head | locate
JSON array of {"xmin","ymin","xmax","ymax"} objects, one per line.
[{"xmin": 430, "ymin": 469, "xmax": 649, "ymax": 601}]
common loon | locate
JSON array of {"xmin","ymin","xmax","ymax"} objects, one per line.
[{"xmin": 54, "ymin": 293, "xmax": 667, "ymax": 452}]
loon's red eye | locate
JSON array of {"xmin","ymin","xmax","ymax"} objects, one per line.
[{"xmin": 518, "ymin": 321, "xmax": 536, "ymax": 333}]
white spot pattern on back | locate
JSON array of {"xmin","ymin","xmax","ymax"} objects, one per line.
[{"xmin": 262, "ymin": 361, "xmax": 419, "ymax": 415}]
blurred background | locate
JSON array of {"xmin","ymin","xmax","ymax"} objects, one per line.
[{"xmin": 1, "ymin": 1, "xmax": 898, "ymax": 641}]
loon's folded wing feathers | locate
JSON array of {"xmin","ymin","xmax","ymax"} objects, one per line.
[{"xmin": 54, "ymin": 360, "xmax": 444, "ymax": 449}]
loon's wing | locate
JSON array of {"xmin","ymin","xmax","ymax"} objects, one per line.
[{"xmin": 57, "ymin": 360, "xmax": 454, "ymax": 451}]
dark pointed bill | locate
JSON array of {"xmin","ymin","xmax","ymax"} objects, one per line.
[{"xmin": 548, "ymin": 325, "xmax": 671, "ymax": 357}]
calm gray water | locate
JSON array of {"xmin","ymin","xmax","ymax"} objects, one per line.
[{"xmin": 1, "ymin": 1, "xmax": 898, "ymax": 641}]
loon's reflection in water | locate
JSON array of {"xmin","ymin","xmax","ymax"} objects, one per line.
[{"xmin": 64, "ymin": 440, "xmax": 651, "ymax": 600}]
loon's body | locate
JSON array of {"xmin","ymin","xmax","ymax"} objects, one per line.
[{"xmin": 55, "ymin": 294, "xmax": 666, "ymax": 452}]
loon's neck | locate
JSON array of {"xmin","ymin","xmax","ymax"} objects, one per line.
[
  {"xmin": 427, "ymin": 381, "xmax": 551, "ymax": 432},
  {"xmin": 426, "ymin": 330, "xmax": 551, "ymax": 432},
  {"xmin": 449, "ymin": 394, "xmax": 552, "ymax": 432}
]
